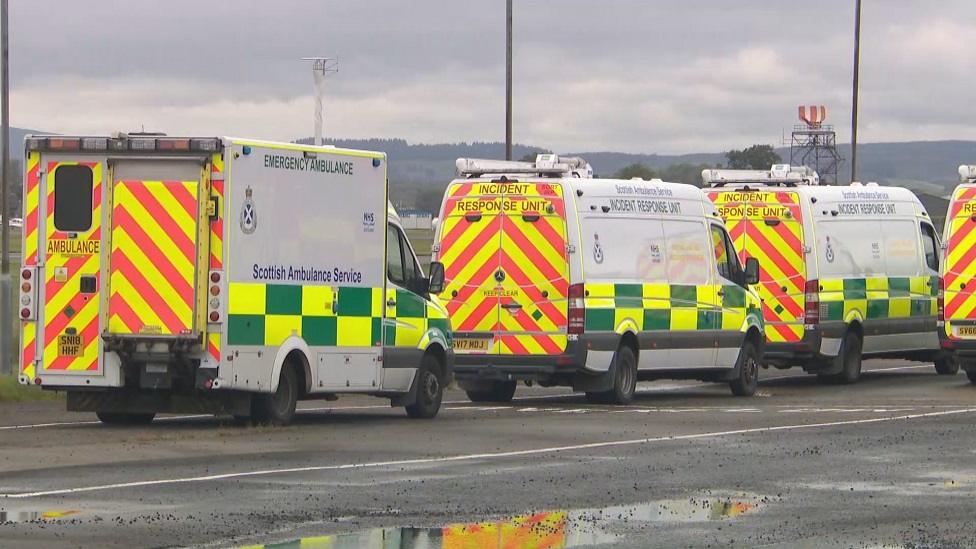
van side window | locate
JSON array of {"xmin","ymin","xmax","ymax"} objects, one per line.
[
  {"xmin": 710, "ymin": 225, "xmax": 736, "ymax": 281},
  {"xmin": 387, "ymin": 225, "xmax": 406, "ymax": 285},
  {"xmin": 53, "ymin": 165, "xmax": 94, "ymax": 232},
  {"xmin": 398, "ymin": 230, "xmax": 423, "ymax": 287},
  {"xmin": 920, "ymin": 222, "xmax": 939, "ymax": 271}
]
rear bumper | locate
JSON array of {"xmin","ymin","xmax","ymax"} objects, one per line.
[
  {"xmin": 761, "ymin": 322, "xmax": 846, "ymax": 364},
  {"xmin": 453, "ymin": 334, "xmax": 603, "ymax": 381}
]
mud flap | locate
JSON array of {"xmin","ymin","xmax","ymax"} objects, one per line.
[{"xmin": 389, "ymin": 371, "xmax": 420, "ymax": 408}]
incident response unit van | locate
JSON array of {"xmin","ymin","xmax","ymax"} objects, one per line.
[
  {"xmin": 17, "ymin": 134, "xmax": 453, "ymax": 425},
  {"xmin": 430, "ymin": 155, "xmax": 764, "ymax": 404},
  {"xmin": 705, "ymin": 165, "xmax": 950, "ymax": 383},
  {"xmin": 939, "ymin": 165, "xmax": 976, "ymax": 384}
]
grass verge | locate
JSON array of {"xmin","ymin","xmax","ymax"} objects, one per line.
[{"xmin": 0, "ymin": 374, "xmax": 60, "ymax": 402}]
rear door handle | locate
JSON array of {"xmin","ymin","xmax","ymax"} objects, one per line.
[
  {"xmin": 717, "ymin": 289, "xmax": 726, "ymax": 296},
  {"xmin": 386, "ymin": 299, "xmax": 396, "ymax": 307},
  {"xmin": 501, "ymin": 302, "xmax": 523, "ymax": 310}
]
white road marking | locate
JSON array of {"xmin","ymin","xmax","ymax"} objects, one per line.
[
  {"xmin": 2, "ymin": 407, "xmax": 972, "ymax": 499},
  {"xmin": 0, "ymin": 363, "xmax": 939, "ymax": 431}
]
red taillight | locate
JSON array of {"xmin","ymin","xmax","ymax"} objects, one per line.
[
  {"xmin": 21, "ymin": 269, "xmax": 31, "ymax": 280},
  {"xmin": 568, "ymin": 283, "xmax": 585, "ymax": 335},
  {"xmin": 20, "ymin": 308, "xmax": 31, "ymax": 319},
  {"xmin": 209, "ymin": 311, "xmax": 220, "ymax": 322},
  {"xmin": 804, "ymin": 279, "xmax": 820, "ymax": 326},
  {"xmin": 210, "ymin": 271, "xmax": 221, "ymax": 283}
]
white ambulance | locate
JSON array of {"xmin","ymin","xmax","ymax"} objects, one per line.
[
  {"xmin": 940, "ymin": 165, "xmax": 976, "ymax": 384},
  {"xmin": 18, "ymin": 134, "xmax": 453, "ymax": 425},
  {"xmin": 705, "ymin": 165, "xmax": 949, "ymax": 383},
  {"xmin": 431, "ymin": 156, "xmax": 765, "ymax": 404}
]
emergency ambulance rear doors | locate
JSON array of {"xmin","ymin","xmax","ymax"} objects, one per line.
[
  {"xmin": 438, "ymin": 180, "xmax": 569, "ymax": 357},
  {"xmin": 943, "ymin": 185, "xmax": 976, "ymax": 339},
  {"xmin": 104, "ymin": 159, "xmax": 208, "ymax": 341},
  {"xmin": 709, "ymin": 190, "xmax": 807, "ymax": 346}
]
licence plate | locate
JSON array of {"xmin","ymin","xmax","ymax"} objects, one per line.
[
  {"xmin": 958, "ymin": 326, "xmax": 976, "ymax": 336},
  {"xmin": 454, "ymin": 337, "xmax": 492, "ymax": 352},
  {"xmin": 58, "ymin": 334, "xmax": 84, "ymax": 357}
]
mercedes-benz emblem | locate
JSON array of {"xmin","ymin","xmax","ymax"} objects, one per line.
[{"xmin": 494, "ymin": 269, "xmax": 506, "ymax": 283}]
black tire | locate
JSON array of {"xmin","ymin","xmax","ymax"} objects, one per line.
[
  {"xmin": 967, "ymin": 369, "xmax": 976, "ymax": 385},
  {"xmin": 464, "ymin": 380, "xmax": 517, "ymax": 403},
  {"xmin": 585, "ymin": 345, "xmax": 637, "ymax": 405},
  {"xmin": 406, "ymin": 354, "xmax": 444, "ymax": 419},
  {"xmin": 252, "ymin": 363, "xmax": 299, "ymax": 425},
  {"xmin": 729, "ymin": 339, "xmax": 760, "ymax": 396},
  {"xmin": 934, "ymin": 354, "xmax": 960, "ymax": 376},
  {"xmin": 96, "ymin": 412, "xmax": 156, "ymax": 425},
  {"xmin": 820, "ymin": 331, "xmax": 863, "ymax": 385}
]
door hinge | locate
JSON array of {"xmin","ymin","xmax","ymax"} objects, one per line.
[
  {"xmin": 566, "ymin": 244, "xmax": 576, "ymax": 254},
  {"xmin": 431, "ymin": 243, "xmax": 440, "ymax": 253},
  {"xmin": 803, "ymin": 245, "xmax": 812, "ymax": 254}
]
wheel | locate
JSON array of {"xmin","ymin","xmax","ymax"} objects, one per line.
[
  {"xmin": 729, "ymin": 339, "xmax": 760, "ymax": 396},
  {"xmin": 934, "ymin": 354, "xmax": 960, "ymax": 375},
  {"xmin": 406, "ymin": 354, "xmax": 444, "ymax": 419},
  {"xmin": 252, "ymin": 363, "xmax": 299, "ymax": 425},
  {"xmin": 821, "ymin": 331, "xmax": 863, "ymax": 385},
  {"xmin": 96, "ymin": 412, "xmax": 156, "ymax": 425},
  {"xmin": 585, "ymin": 345, "xmax": 637, "ymax": 405},
  {"xmin": 464, "ymin": 380, "xmax": 517, "ymax": 403},
  {"xmin": 967, "ymin": 369, "xmax": 976, "ymax": 385}
]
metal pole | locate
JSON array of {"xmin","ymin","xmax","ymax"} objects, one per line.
[
  {"xmin": 1, "ymin": 0, "xmax": 10, "ymax": 376},
  {"xmin": 505, "ymin": 0, "xmax": 512, "ymax": 160},
  {"xmin": 850, "ymin": 0, "xmax": 862, "ymax": 183}
]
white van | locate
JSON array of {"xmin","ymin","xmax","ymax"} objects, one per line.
[
  {"xmin": 431, "ymin": 156, "xmax": 764, "ymax": 404},
  {"xmin": 18, "ymin": 135, "xmax": 453, "ymax": 425},
  {"xmin": 705, "ymin": 166, "xmax": 948, "ymax": 383}
]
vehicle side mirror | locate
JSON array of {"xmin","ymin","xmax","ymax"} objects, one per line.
[
  {"xmin": 744, "ymin": 257, "xmax": 760, "ymax": 286},
  {"xmin": 428, "ymin": 261, "xmax": 445, "ymax": 294}
]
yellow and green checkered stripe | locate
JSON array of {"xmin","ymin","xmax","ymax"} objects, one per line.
[
  {"xmin": 583, "ymin": 283, "xmax": 757, "ymax": 332},
  {"xmin": 228, "ymin": 283, "xmax": 383, "ymax": 347},
  {"xmin": 382, "ymin": 290, "xmax": 452, "ymax": 346},
  {"xmin": 820, "ymin": 276, "xmax": 939, "ymax": 321}
]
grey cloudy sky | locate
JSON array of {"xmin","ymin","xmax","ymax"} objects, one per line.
[{"xmin": 11, "ymin": 1, "xmax": 976, "ymax": 154}]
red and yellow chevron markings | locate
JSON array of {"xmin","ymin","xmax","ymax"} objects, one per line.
[
  {"xmin": 42, "ymin": 161, "xmax": 103, "ymax": 371},
  {"xmin": 21, "ymin": 153, "xmax": 41, "ymax": 377},
  {"xmin": 439, "ymin": 182, "xmax": 568, "ymax": 355},
  {"xmin": 709, "ymin": 190, "xmax": 805, "ymax": 343},
  {"xmin": 442, "ymin": 510, "xmax": 568, "ymax": 549},
  {"xmin": 209, "ymin": 153, "xmax": 224, "ymax": 270},
  {"xmin": 944, "ymin": 187, "xmax": 976, "ymax": 322},
  {"xmin": 108, "ymin": 180, "xmax": 199, "ymax": 336}
]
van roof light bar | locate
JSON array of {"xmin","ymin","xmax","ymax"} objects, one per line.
[
  {"xmin": 25, "ymin": 134, "xmax": 221, "ymax": 153},
  {"xmin": 456, "ymin": 154, "xmax": 593, "ymax": 178},
  {"xmin": 701, "ymin": 164, "xmax": 820, "ymax": 187},
  {"xmin": 959, "ymin": 165, "xmax": 976, "ymax": 183}
]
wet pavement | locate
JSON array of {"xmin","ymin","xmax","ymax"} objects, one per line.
[{"xmin": 0, "ymin": 360, "xmax": 974, "ymax": 548}]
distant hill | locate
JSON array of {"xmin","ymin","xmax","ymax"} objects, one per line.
[{"xmin": 303, "ymin": 136, "xmax": 975, "ymax": 195}]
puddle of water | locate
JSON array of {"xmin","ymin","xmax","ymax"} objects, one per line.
[
  {"xmin": 242, "ymin": 495, "xmax": 762, "ymax": 549},
  {"xmin": 0, "ymin": 509, "xmax": 80, "ymax": 523}
]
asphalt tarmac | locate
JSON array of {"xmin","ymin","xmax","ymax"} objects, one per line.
[{"xmin": 1, "ymin": 359, "xmax": 974, "ymax": 548}]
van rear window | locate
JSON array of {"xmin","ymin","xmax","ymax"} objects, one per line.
[{"xmin": 53, "ymin": 165, "xmax": 94, "ymax": 232}]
